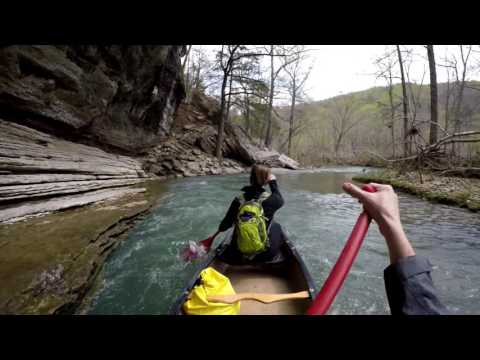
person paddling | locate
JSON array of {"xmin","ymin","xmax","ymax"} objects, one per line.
[
  {"xmin": 217, "ymin": 164, "xmax": 285, "ymax": 264},
  {"xmin": 342, "ymin": 182, "xmax": 449, "ymax": 315}
]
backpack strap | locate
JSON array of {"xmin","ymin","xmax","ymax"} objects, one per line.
[
  {"xmin": 235, "ymin": 193, "xmax": 245, "ymax": 204},
  {"xmin": 258, "ymin": 191, "xmax": 271, "ymax": 203}
]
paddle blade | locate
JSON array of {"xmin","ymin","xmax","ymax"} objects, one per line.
[
  {"xmin": 179, "ymin": 241, "xmax": 208, "ymax": 262},
  {"xmin": 179, "ymin": 232, "xmax": 219, "ymax": 262}
]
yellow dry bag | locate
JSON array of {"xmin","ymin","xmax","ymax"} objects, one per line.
[{"xmin": 182, "ymin": 267, "xmax": 240, "ymax": 315}]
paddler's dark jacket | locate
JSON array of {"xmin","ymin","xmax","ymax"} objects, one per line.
[
  {"xmin": 218, "ymin": 179, "xmax": 284, "ymax": 233},
  {"xmin": 384, "ymin": 255, "xmax": 449, "ymax": 315}
]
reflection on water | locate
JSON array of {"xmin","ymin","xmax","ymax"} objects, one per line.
[
  {"xmin": 279, "ymin": 172, "xmax": 356, "ymax": 194},
  {"xmin": 87, "ymin": 167, "xmax": 480, "ymax": 315}
]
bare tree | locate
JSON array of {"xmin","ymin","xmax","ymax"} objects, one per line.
[
  {"xmin": 443, "ymin": 54, "xmax": 452, "ymax": 133},
  {"xmin": 375, "ymin": 47, "xmax": 400, "ymax": 158},
  {"xmin": 437, "ymin": 45, "xmax": 474, "ymax": 158},
  {"xmin": 214, "ymin": 45, "xmax": 242, "ymax": 163},
  {"xmin": 451, "ymin": 46, "xmax": 473, "ymax": 157},
  {"xmin": 328, "ymin": 94, "xmax": 364, "ymax": 162},
  {"xmin": 213, "ymin": 45, "xmax": 266, "ymax": 163},
  {"xmin": 233, "ymin": 75, "xmax": 268, "ymax": 137},
  {"xmin": 182, "ymin": 45, "xmax": 192, "ymax": 73},
  {"xmin": 184, "ymin": 46, "xmax": 213, "ymax": 103},
  {"xmin": 427, "ymin": 45, "xmax": 439, "ymax": 144},
  {"xmin": 282, "ymin": 48, "xmax": 313, "ymax": 156},
  {"xmin": 396, "ymin": 45, "xmax": 410, "ymax": 157},
  {"xmin": 263, "ymin": 45, "xmax": 304, "ymax": 148}
]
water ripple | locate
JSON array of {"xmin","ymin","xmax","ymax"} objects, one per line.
[{"xmin": 87, "ymin": 170, "xmax": 480, "ymax": 315}]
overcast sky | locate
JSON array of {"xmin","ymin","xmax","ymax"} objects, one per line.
[
  {"xmin": 304, "ymin": 45, "xmax": 480, "ymax": 101},
  {"xmin": 194, "ymin": 45, "xmax": 480, "ymax": 102}
]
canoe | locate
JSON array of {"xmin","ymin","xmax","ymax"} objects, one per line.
[{"xmin": 170, "ymin": 230, "xmax": 316, "ymax": 315}]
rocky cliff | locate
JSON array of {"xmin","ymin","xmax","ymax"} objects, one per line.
[
  {"xmin": 0, "ymin": 45, "xmax": 186, "ymax": 153},
  {"xmin": 0, "ymin": 45, "xmax": 188, "ymax": 223}
]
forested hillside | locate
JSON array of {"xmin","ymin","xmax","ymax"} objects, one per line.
[{"xmin": 265, "ymin": 81, "xmax": 480, "ymax": 166}]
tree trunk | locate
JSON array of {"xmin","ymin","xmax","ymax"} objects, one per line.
[
  {"xmin": 445, "ymin": 71, "xmax": 451, "ymax": 133},
  {"xmin": 452, "ymin": 47, "xmax": 469, "ymax": 156},
  {"xmin": 396, "ymin": 45, "xmax": 409, "ymax": 157},
  {"xmin": 288, "ymin": 78, "xmax": 296, "ymax": 156},
  {"xmin": 215, "ymin": 72, "xmax": 229, "ymax": 164},
  {"xmin": 388, "ymin": 72, "xmax": 395, "ymax": 158},
  {"xmin": 194, "ymin": 64, "xmax": 201, "ymax": 91},
  {"xmin": 427, "ymin": 45, "xmax": 438, "ymax": 145},
  {"xmin": 184, "ymin": 51, "xmax": 191, "ymax": 104},
  {"xmin": 181, "ymin": 45, "xmax": 192, "ymax": 73},
  {"xmin": 265, "ymin": 46, "xmax": 275, "ymax": 148},
  {"xmin": 334, "ymin": 135, "xmax": 343, "ymax": 163},
  {"xmin": 245, "ymin": 94, "xmax": 250, "ymax": 136},
  {"xmin": 225, "ymin": 72, "xmax": 234, "ymax": 121}
]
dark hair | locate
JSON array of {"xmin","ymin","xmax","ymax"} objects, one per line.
[{"xmin": 250, "ymin": 164, "xmax": 271, "ymax": 187}]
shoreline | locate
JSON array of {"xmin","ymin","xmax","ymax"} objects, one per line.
[
  {"xmin": 353, "ymin": 170, "xmax": 480, "ymax": 212},
  {"xmin": 0, "ymin": 180, "xmax": 167, "ymax": 314}
]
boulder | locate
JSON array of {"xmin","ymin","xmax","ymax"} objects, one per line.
[{"xmin": 253, "ymin": 150, "xmax": 300, "ymax": 170}]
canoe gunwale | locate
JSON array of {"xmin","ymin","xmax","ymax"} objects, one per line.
[{"xmin": 169, "ymin": 231, "xmax": 316, "ymax": 315}]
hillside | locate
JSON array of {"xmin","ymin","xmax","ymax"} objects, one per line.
[{"xmin": 270, "ymin": 81, "xmax": 480, "ymax": 166}]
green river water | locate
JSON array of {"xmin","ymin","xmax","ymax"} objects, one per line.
[{"xmin": 86, "ymin": 166, "xmax": 480, "ymax": 315}]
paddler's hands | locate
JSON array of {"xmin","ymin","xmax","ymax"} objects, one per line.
[
  {"xmin": 342, "ymin": 182, "xmax": 400, "ymax": 230},
  {"xmin": 342, "ymin": 182, "xmax": 415, "ymax": 264},
  {"xmin": 267, "ymin": 173, "xmax": 276, "ymax": 182}
]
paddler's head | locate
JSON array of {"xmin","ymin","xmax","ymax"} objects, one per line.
[{"xmin": 250, "ymin": 164, "xmax": 271, "ymax": 188}]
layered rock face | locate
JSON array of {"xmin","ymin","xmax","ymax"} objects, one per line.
[
  {"xmin": 0, "ymin": 45, "xmax": 186, "ymax": 153},
  {"xmin": 0, "ymin": 46, "xmax": 185, "ymax": 223},
  {"xmin": 0, "ymin": 118, "xmax": 149, "ymax": 223}
]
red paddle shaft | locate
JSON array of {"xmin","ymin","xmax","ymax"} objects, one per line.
[
  {"xmin": 200, "ymin": 231, "xmax": 220, "ymax": 250},
  {"xmin": 306, "ymin": 184, "xmax": 377, "ymax": 315}
]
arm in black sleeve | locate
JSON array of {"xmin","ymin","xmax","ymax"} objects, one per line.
[
  {"xmin": 218, "ymin": 198, "xmax": 240, "ymax": 232},
  {"xmin": 262, "ymin": 180, "xmax": 285, "ymax": 220},
  {"xmin": 384, "ymin": 256, "xmax": 449, "ymax": 315}
]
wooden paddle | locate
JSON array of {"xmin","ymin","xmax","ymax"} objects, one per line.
[{"xmin": 207, "ymin": 291, "xmax": 310, "ymax": 304}]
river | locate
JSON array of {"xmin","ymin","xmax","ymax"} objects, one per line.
[{"xmin": 86, "ymin": 166, "xmax": 480, "ymax": 315}]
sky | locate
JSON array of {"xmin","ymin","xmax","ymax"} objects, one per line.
[
  {"xmin": 193, "ymin": 45, "xmax": 480, "ymax": 103},
  {"xmin": 304, "ymin": 45, "xmax": 480, "ymax": 101},
  {"xmin": 305, "ymin": 45, "xmax": 391, "ymax": 100}
]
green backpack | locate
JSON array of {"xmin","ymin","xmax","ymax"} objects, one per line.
[{"xmin": 235, "ymin": 191, "xmax": 271, "ymax": 255}]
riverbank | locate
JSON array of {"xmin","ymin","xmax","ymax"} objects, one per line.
[
  {"xmin": 0, "ymin": 180, "xmax": 171, "ymax": 314},
  {"xmin": 353, "ymin": 170, "xmax": 480, "ymax": 212}
]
